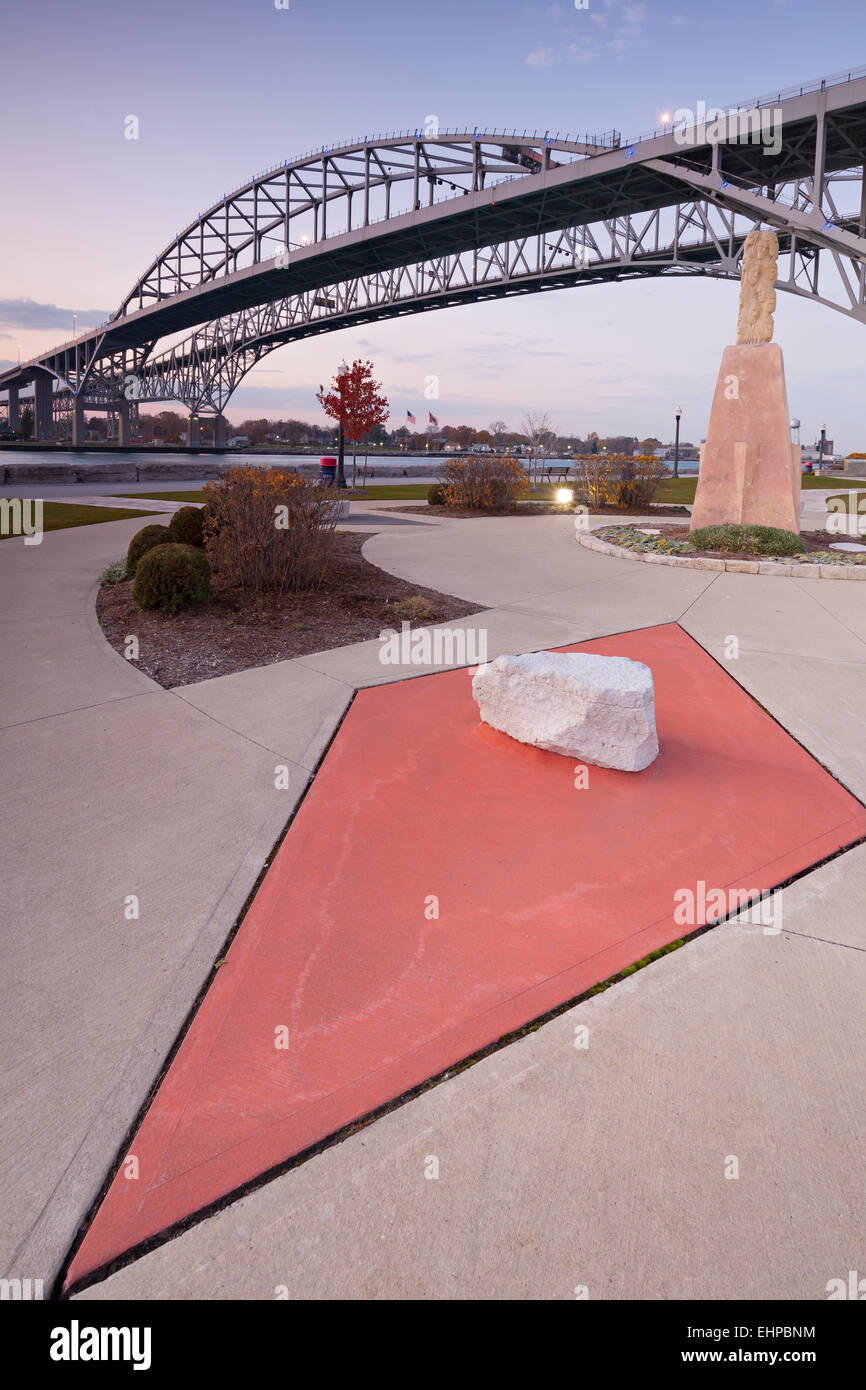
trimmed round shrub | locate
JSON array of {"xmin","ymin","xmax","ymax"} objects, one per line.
[
  {"xmin": 127, "ymin": 523, "xmax": 172, "ymax": 576},
  {"xmin": 689, "ymin": 523, "xmax": 804, "ymax": 557},
  {"xmin": 133, "ymin": 543, "xmax": 212, "ymax": 614},
  {"xmin": 168, "ymin": 505, "xmax": 205, "ymax": 547},
  {"xmin": 427, "ymin": 483, "xmax": 446, "ymax": 507}
]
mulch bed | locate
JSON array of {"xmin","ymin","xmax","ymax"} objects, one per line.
[{"xmin": 97, "ymin": 533, "xmax": 483, "ymax": 689}]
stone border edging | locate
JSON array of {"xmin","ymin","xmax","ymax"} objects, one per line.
[{"xmin": 575, "ymin": 529, "xmax": 866, "ymax": 579}]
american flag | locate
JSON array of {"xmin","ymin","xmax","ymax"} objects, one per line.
[
  {"xmin": 406, "ymin": 410, "xmax": 416, "ymax": 424},
  {"xmin": 428, "ymin": 412, "xmax": 439, "ymax": 427}
]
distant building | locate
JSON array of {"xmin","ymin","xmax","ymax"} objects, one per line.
[{"xmin": 229, "ymin": 435, "xmax": 249, "ymax": 448}]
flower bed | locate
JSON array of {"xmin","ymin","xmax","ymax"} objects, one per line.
[{"xmin": 577, "ymin": 524, "xmax": 866, "ymax": 578}]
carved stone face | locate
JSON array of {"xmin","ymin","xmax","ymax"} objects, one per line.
[{"xmin": 736, "ymin": 229, "xmax": 780, "ymax": 344}]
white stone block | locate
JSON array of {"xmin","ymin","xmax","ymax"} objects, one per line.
[{"xmin": 472, "ymin": 651, "xmax": 659, "ymax": 772}]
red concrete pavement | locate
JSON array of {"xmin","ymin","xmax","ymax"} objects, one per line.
[{"xmin": 66, "ymin": 623, "xmax": 866, "ymax": 1289}]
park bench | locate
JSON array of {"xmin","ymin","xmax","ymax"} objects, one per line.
[{"xmin": 540, "ymin": 462, "xmax": 572, "ymax": 483}]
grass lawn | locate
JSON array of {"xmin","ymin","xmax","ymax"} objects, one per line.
[
  {"xmin": 0, "ymin": 501, "xmax": 152, "ymax": 539},
  {"xmin": 653, "ymin": 474, "xmax": 865, "ymax": 506},
  {"xmin": 116, "ymin": 483, "xmax": 434, "ymax": 503},
  {"xmin": 800, "ymin": 475, "xmax": 866, "ymax": 489},
  {"xmin": 115, "ymin": 475, "xmax": 866, "ymax": 511},
  {"xmin": 115, "ymin": 489, "xmax": 210, "ymax": 503}
]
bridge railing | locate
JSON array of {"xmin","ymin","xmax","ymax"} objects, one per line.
[
  {"xmin": 133, "ymin": 130, "xmax": 624, "ymax": 295},
  {"xmin": 624, "ymin": 63, "xmax": 866, "ymax": 149}
]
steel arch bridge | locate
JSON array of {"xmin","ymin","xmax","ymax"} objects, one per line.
[{"xmin": 3, "ymin": 66, "xmax": 866, "ymax": 443}]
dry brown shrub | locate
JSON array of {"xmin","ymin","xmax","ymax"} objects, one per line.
[
  {"xmin": 572, "ymin": 454, "xmax": 670, "ymax": 510},
  {"xmin": 440, "ymin": 454, "xmax": 528, "ymax": 511},
  {"xmin": 203, "ymin": 467, "xmax": 340, "ymax": 597}
]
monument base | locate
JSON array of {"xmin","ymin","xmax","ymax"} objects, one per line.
[{"xmin": 690, "ymin": 343, "xmax": 801, "ymax": 534}]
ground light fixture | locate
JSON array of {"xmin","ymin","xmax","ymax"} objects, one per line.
[{"xmin": 556, "ymin": 487, "xmax": 574, "ymax": 504}]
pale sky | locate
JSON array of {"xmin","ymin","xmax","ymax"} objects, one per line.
[{"xmin": 1, "ymin": 0, "xmax": 864, "ymax": 450}]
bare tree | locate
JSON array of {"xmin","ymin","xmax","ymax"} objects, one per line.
[{"xmin": 521, "ymin": 411, "xmax": 555, "ymax": 483}]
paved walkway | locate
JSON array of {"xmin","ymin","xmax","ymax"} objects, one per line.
[{"xmin": 1, "ymin": 503, "xmax": 863, "ymax": 1299}]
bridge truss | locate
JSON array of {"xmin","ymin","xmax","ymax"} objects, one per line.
[{"xmin": 2, "ymin": 68, "xmax": 865, "ymax": 442}]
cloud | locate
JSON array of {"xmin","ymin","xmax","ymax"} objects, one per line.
[
  {"xmin": 0, "ymin": 298, "xmax": 111, "ymax": 331},
  {"xmin": 388, "ymin": 350, "xmax": 437, "ymax": 365},
  {"xmin": 607, "ymin": 0, "xmax": 649, "ymax": 52},
  {"xmin": 527, "ymin": 40, "xmax": 597, "ymax": 70},
  {"xmin": 227, "ymin": 382, "xmax": 324, "ymax": 412},
  {"xmin": 457, "ymin": 337, "xmax": 568, "ymax": 359}
]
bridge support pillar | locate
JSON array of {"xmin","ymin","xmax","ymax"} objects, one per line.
[
  {"xmin": 33, "ymin": 368, "xmax": 54, "ymax": 442},
  {"xmin": 213, "ymin": 414, "xmax": 227, "ymax": 447},
  {"xmin": 117, "ymin": 399, "xmax": 130, "ymax": 448},
  {"xmin": 71, "ymin": 397, "xmax": 86, "ymax": 447},
  {"xmin": 813, "ymin": 107, "xmax": 827, "ymax": 213},
  {"xmin": 187, "ymin": 415, "xmax": 200, "ymax": 448},
  {"xmin": 7, "ymin": 386, "xmax": 20, "ymax": 432}
]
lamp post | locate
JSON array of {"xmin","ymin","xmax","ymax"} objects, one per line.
[
  {"xmin": 336, "ymin": 359, "xmax": 349, "ymax": 489},
  {"xmin": 673, "ymin": 406, "xmax": 682, "ymax": 478},
  {"xmin": 819, "ymin": 422, "xmax": 827, "ymax": 473}
]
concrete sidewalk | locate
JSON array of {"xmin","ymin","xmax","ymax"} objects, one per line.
[
  {"xmin": 0, "ymin": 519, "xmax": 348, "ymax": 1289},
  {"xmin": 1, "ymin": 507, "xmax": 863, "ymax": 1298}
]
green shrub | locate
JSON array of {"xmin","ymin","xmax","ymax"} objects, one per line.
[
  {"xmin": 133, "ymin": 542, "xmax": 212, "ymax": 614},
  {"xmin": 427, "ymin": 483, "xmax": 446, "ymax": 507},
  {"xmin": 169, "ymin": 505, "xmax": 205, "ymax": 547},
  {"xmin": 689, "ymin": 523, "xmax": 804, "ymax": 556},
  {"xmin": 127, "ymin": 523, "xmax": 172, "ymax": 575},
  {"xmin": 99, "ymin": 558, "xmax": 128, "ymax": 586}
]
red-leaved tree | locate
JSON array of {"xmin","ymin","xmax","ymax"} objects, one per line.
[{"xmin": 317, "ymin": 359, "xmax": 389, "ymax": 486}]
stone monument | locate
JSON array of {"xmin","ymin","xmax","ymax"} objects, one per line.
[{"xmin": 690, "ymin": 228, "xmax": 801, "ymax": 534}]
